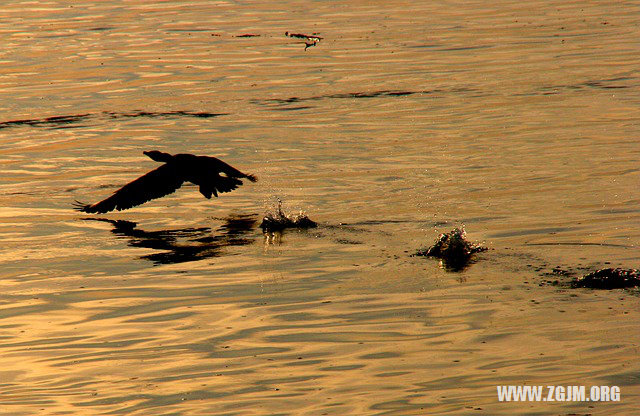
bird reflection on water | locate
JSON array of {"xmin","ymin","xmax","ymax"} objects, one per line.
[{"xmin": 82, "ymin": 214, "xmax": 258, "ymax": 265}]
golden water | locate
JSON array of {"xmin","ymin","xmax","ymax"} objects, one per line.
[{"xmin": 0, "ymin": 1, "xmax": 638, "ymax": 414}]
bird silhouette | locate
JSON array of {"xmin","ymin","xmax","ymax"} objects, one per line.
[{"xmin": 74, "ymin": 151, "xmax": 257, "ymax": 214}]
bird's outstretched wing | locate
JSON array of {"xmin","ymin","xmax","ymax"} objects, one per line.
[
  {"xmin": 74, "ymin": 164, "xmax": 184, "ymax": 213},
  {"xmin": 198, "ymin": 175, "xmax": 243, "ymax": 199},
  {"xmin": 215, "ymin": 175, "xmax": 243, "ymax": 194}
]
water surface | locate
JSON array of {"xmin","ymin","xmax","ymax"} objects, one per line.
[{"xmin": 0, "ymin": 1, "xmax": 638, "ymax": 415}]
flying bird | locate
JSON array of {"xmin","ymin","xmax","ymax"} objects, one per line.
[{"xmin": 74, "ymin": 151, "xmax": 257, "ymax": 214}]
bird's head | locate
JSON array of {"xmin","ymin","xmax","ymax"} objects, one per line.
[{"xmin": 143, "ymin": 150, "xmax": 173, "ymax": 163}]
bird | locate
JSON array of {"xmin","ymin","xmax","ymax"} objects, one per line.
[
  {"xmin": 74, "ymin": 150, "xmax": 257, "ymax": 214},
  {"xmin": 284, "ymin": 32, "xmax": 322, "ymax": 50}
]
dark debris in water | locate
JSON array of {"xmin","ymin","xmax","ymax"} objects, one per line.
[
  {"xmin": 571, "ymin": 268, "xmax": 640, "ymax": 289},
  {"xmin": 414, "ymin": 227, "xmax": 487, "ymax": 272},
  {"xmin": 260, "ymin": 199, "xmax": 317, "ymax": 232}
]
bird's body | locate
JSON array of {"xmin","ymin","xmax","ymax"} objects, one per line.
[{"xmin": 74, "ymin": 151, "xmax": 257, "ymax": 214}]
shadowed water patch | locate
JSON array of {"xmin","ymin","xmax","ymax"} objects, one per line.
[
  {"xmin": 319, "ymin": 364, "xmax": 365, "ymax": 371},
  {"xmin": 359, "ymin": 352, "xmax": 402, "ymax": 360},
  {"xmin": 488, "ymin": 226, "xmax": 575, "ymax": 238},
  {"xmin": 74, "ymin": 388, "xmax": 264, "ymax": 415},
  {"xmin": 125, "ymin": 312, "xmax": 197, "ymax": 323}
]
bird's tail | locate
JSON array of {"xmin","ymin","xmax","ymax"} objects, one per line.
[{"xmin": 72, "ymin": 200, "xmax": 90, "ymax": 212}]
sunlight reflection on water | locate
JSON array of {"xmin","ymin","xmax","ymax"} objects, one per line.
[{"xmin": 0, "ymin": 0, "xmax": 638, "ymax": 414}]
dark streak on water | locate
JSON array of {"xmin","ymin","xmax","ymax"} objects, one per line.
[
  {"xmin": 251, "ymin": 87, "xmax": 477, "ymax": 107},
  {"xmin": 0, "ymin": 111, "xmax": 227, "ymax": 130},
  {"xmin": 271, "ymin": 106, "xmax": 315, "ymax": 111},
  {"xmin": 439, "ymin": 45, "xmax": 494, "ymax": 52},
  {"xmin": 525, "ymin": 242, "xmax": 634, "ymax": 248},
  {"xmin": 539, "ymin": 76, "xmax": 635, "ymax": 93},
  {"xmin": 3, "ymin": 75, "xmax": 620, "ymax": 133},
  {"xmin": 0, "ymin": 114, "xmax": 92, "ymax": 129},
  {"xmin": 105, "ymin": 111, "xmax": 226, "ymax": 119}
]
